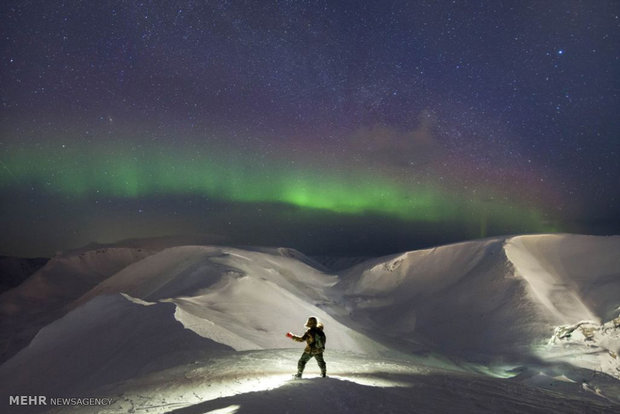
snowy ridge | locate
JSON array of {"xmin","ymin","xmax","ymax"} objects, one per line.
[
  {"xmin": 0, "ymin": 234, "xmax": 619, "ymax": 413},
  {"xmin": 0, "ymin": 247, "xmax": 156, "ymax": 363},
  {"xmin": 503, "ymin": 235, "xmax": 620, "ymax": 379},
  {"xmin": 73, "ymin": 245, "xmax": 384, "ymax": 354},
  {"xmin": 339, "ymin": 234, "xmax": 620, "ymax": 376},
  {"xmin": 340, "ymin": 238, "xmax": 542, "ymax": 357},
  {"xmin": 1, "ymin": 247, "xmax": 155, "ymax": 315},
  {"xmin": 0, "ymin": 293, "xmax": 230, "ymax": 399},
  {"xmin": 506, "ymin": 234, "xmax": 620, "ymax": 322},
  {"xmin": 73, "ymin": 246, "xmax": 333, "ymax": 305}
]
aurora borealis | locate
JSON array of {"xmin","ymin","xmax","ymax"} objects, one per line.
[
  {"xmin": 1, "ymin": 1, "xmax": 618, "ymax": 257},
  {"xmin": 1, "ymin": 138, "xmax": 549, "ymax": 223}
]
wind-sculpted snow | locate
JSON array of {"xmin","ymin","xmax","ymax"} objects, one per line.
[
  {"xmin": 505, "ymin": 235, "xmax": 620, "ymax": 378},
  {"xmin": 340, "ymin": 234, "xmax": 620, "ymax": 375},
  {"xmin": 74, "ymin": 245, "xmax": 385, "ymax": 354},
  {"xmin": 0, "ymin": 293, "xmax": 231, "ymax": 403},
  {"xmin": 0, "ymin": 247, "xmax": 155, "ymax": 363},
  {"xmin": 339, "ymin": 238, "xmax": 546, "ymax": 358},
  {"xmin": 0, "ymin": 235, "xmax": 619, "ymax": 413},
  {"xmin": 505, "ymin": 234, "xmax": 620, "ymax": 322},
  {"xmin": 545, "ymin": 318, "xmax": 620, "ymax": 378},
  {"xmin": 1, "ymin": 247, "xmax": 156, "ymax": 315},
  {"xmin": 74, "ymin": 246, "xmax": 335, "ymax": 304}
]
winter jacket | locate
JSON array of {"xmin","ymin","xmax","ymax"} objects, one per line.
[{"xmin": 291, "ymin": 325, "xmax": 325, "ymax": 355}]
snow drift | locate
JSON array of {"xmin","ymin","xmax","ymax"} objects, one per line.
[
  {"xmin": 340, "ymin": 235, "xmax": 620, "ymax": 371},
  {"xmin": 71, "ymin": 245, "xmax": 385, "ymax": 354},
  {"xmin": 0, "ymin": 293, "xmax": 230, "ymax": 398},
  {"xmin": 0, "ymin": 247, "xmax": 156, "ymax": 363},
  {"xmin": 0, "ymin": 234, "xmax": 618, "ymax": 413}
]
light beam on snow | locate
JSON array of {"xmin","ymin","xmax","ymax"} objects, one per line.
[
  {"xmin": 96, "ymin": 350, "xmax": 434, "ymax": 414},
  {"xmin": 328, "ymin": 375, "xmax": 412, "ymax": 388},
  {"xmin": 205, "ymin": 404, "xmax": 240, "ymax": 414},
  {"xmin": 112, "ymin": 373, "xmax": 415, "ymax": 413}
]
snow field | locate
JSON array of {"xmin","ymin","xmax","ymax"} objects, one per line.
[{"xmin": 0, "ymin": 234, "xmax": 619, "ymax": 413}]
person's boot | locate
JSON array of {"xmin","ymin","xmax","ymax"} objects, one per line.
[{"xmin": 321, "ymin": 370, "xmax": 326, "ymax": 378}]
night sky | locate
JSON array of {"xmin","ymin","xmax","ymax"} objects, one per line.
[{"xmin": 1, "ymin": 1, "xmax": 619, "ymax": 258}]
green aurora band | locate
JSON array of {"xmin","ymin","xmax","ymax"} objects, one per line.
[{"xmin": 1, "ymin": 142, "xmax": 557, "ymax": 235}]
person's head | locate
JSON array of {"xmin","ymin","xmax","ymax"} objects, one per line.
[{"xmin": 305, "ymin": 316, "xmax": 318, "ymax": 328}]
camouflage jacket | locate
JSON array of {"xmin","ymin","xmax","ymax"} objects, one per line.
[{"xmin": 291, "ymin": 326, "xmax": 325, "ymax": 355}]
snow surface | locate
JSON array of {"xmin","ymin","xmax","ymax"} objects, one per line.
[
  {"xmin": 0, "ymin": 247, "xmax": 156, "ymax": 363},
  {"xmin": 0, "ymin": 234, "xmax": 619, "ymax": 413}
]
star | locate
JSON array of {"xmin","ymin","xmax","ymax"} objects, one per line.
[{"xmin": 0, "ymin": 1, "xmax": 617, "ymax": 257}]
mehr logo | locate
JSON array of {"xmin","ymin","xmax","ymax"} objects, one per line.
[
  {"xmin": 9, "ymin": 396, "xmax": 47, "ymax": 405},
  {"xmin": 9, "ymin": 395, "xmax": 114, "ymax": 406}
]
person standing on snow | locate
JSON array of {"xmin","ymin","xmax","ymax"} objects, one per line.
[{"xmin": 286, "ymin": 316, "xmax": 327, "ymax": 378}]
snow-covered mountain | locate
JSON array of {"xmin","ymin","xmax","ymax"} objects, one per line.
[
  {"xmin": 0, "ymin": 247, "xmax": 156, "ymax": 363},
  {"xmin": 1, "ymin": 234, "xmax": 618, "ymax": 413},
  {"xmin": 340, "ymin": 235, "xmax": 620, "ymax": 368}
]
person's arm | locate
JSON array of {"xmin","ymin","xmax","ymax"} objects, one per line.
[{"xmin": 286, "ymin": 331, "xmax": 307, "ymax": 342}]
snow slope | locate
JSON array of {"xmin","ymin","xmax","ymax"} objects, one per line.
[
  {"xmin": 0, "ymin": 234, "xmax": 618, "ymax": 413},
  {"xmin": 339, "ymin": 235, "xmax": 620, "ymax": 371},
  {"xmin": 505, "ymin": 234, "xmax": 620, "ymax": 323},
  {"xmin": 62, "ymin": 349, "xmax": 617, "ymax": 414},
  {"xmin": 73, "ymin": 246, "xmax": 385, "ymax": 354},
  {"xmin": 0, "ymin": 293, "xmax": 231, "ymax": 399},
  {"xmin": 0, "ymin": 247, "xmax": 155, "ymax": 363}
]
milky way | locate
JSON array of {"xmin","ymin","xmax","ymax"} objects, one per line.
[{"xmin": 1, "ymin": 1, "xmax": 618, "ymax": 257}]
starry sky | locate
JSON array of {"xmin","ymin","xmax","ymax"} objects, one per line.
[{"xmin": 1, "ymin": 1, "xmax": 619, "ymax": 258}]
